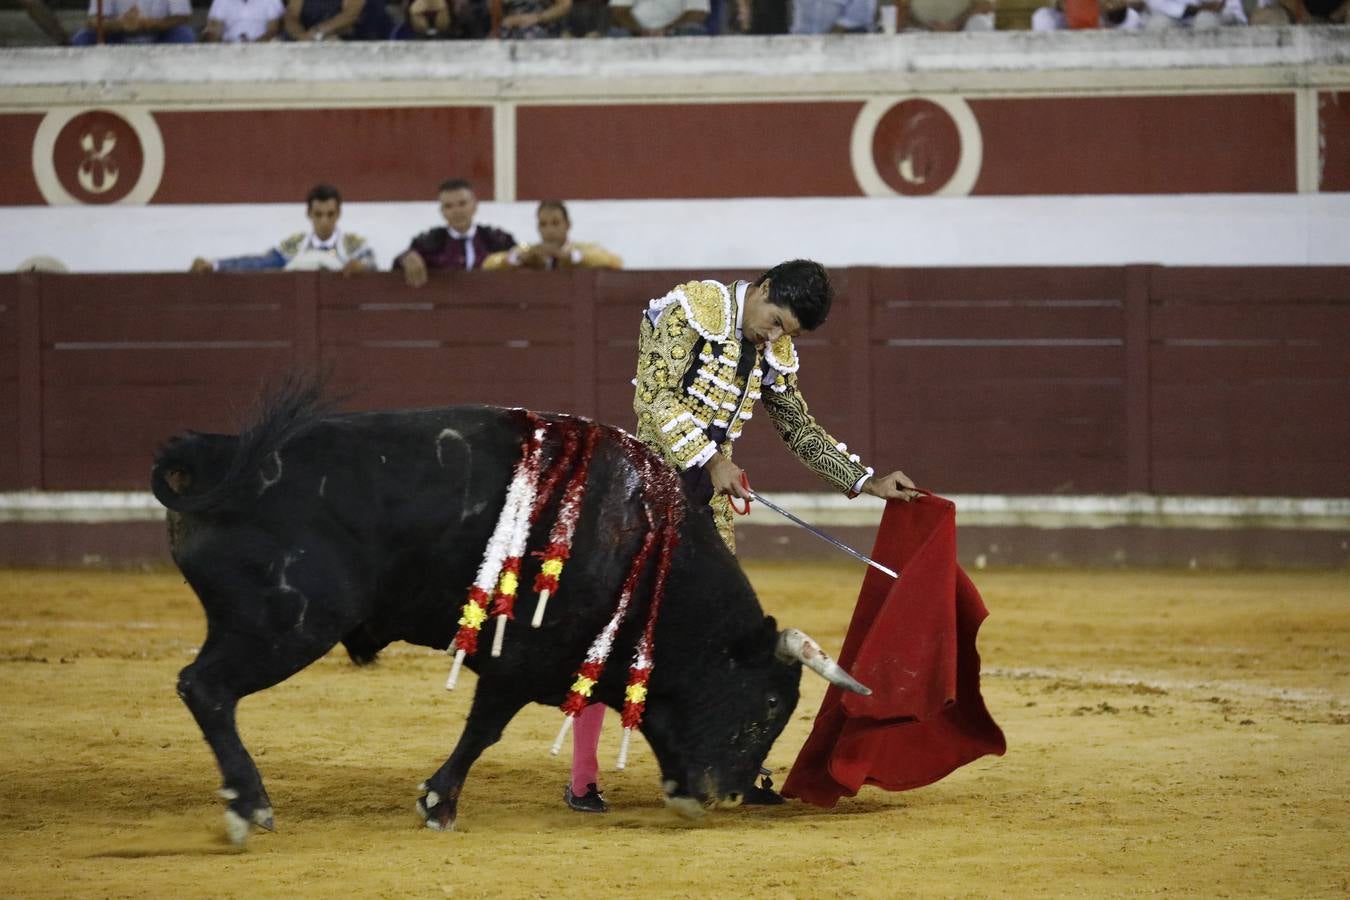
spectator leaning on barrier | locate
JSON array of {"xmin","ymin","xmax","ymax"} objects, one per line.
[
  {"xmin": 202, "ymin": 0, "xmax": 286, "ymax": 40},
  {"xmin": 483, "ymin": 201, "xmax": 623, "ymax": 272},
  {"xmin": 190, "ymin": 184, "xmax": 375, "ymax": 274},
  {"xmin": 71, "ymin": 0, "xmax": 195, "ymax": 44},
  {"xmin": 395, "ymin": 178, "xmax": 517, "ymax": 288},
  {"xmin": 894, "ymin": 0, "xmax": 995, "ymax": 30},
  {"xmin": 608, "ymin": 0, "xmax": 711, "ymax": 35}
]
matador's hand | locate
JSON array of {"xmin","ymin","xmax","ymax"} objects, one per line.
[
  {"xmin": 707, "ymin": 453, "xmax": 752, "ymax": 501},
  {"xmin": 862, "ymin": 470, "xmax": 921, "ymax": 502}
]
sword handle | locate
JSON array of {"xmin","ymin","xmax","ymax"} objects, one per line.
[{"xmin": 730, "ymin": 471, "xmax": 752, "ymax": 516}]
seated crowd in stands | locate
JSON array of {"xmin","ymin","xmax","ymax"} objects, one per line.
[
  {"xmin": 55, "ymin": 0, "xmax": 1344, "ymax": 44},
  {"xmin": 188, "ymin": 179, "xmax": 623, "ymax": 282}
]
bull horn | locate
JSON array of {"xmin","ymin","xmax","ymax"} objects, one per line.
[{"xmin": 775, "ymin": 628, "xmax": 872, "ymax": 696}]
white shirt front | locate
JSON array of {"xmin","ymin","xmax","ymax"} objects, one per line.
[
  {"xmin": 283, "ymin": 231, "xmax": 341, "ymax": 270},
  {"xmin": 206, "ymin": 0, "xmax": 285, "ymax": 41},
  {"xmin": 609, "ymin": 0, "xmax": 710, "ymax": 30},
  {"xmin": 448, "ymin": 224, "xmax": 478, "ymax": 270},
  {"xmin": 734, "ymin": 279, "xmax": 748, "ymax": 340}
]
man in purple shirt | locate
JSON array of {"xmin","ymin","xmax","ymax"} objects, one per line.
[{"xmin": 396, "ymin": 178, "xmax": 517, "ymax": 287}]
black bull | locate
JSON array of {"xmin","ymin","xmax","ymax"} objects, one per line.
[{"xmin": 152, "ymin": 385, "xmax": 868, "ymax": 843}]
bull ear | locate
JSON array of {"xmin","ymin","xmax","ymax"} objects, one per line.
[{"xmin": 776, "ymin": 628, "xmax": 872, "ymax": 696}]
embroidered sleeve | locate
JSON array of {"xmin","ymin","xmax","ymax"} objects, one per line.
[
  {"xmin": 761, "ymin": 371, "xmax": 872, "ymax": 494},
  {"xmin": 481, "ymin": 245, "xmax": 525, "ymax": 270},
  {"xmin": 634, "ymin": 301, "xmax": 717, "ymax": 470},
  {"xmin": 274, "ymin": 232, "xmax": 305, "ymax": 261},
  {"xmin": 573, "ymin": 242, "xmax": 623, "ymax": 270},
  {"xmin": 343, "ymin": 232, "xmax": 377, "ymax": 268}
]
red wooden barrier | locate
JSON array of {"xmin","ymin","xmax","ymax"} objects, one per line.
[
  {"xmin": 0, "ymin": 267, "xmax": 1346, "ymax": 497},
  {"xmin": 1147, "ymin": 267, "xmax": 1350, "ymax": 497}
]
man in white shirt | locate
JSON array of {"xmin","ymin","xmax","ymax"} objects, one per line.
[
  {"xmin": 71, "ymin": 0, "xmax": 195, "ymax": 43},
  {"xmin": 608, "ymin": 0, "xmax": 711, "ymax": 35},
  {"xmin": 201, "ymin": 0, "xmax": 286, "ymax": 41}
]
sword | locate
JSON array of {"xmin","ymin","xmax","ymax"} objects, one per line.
[{"xmin": 738, "ymin": 476, "xmax": 899, "ymax": 579}]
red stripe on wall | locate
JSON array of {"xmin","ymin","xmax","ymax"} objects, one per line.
[
  {"xmin": 6, "ymin": 95, "xmax": 1314, "ymax": 205},
  {"xmin": 1319, "ymin": 92, "xmax": 1350, "ymax": 192},
  {"xmin": 969, "ymin": 95, "xmax": 1297, "ymax": 195},
  {"xmin": 0, "ymin": 115, "xmax": 47, "ymax": 205},
  {"xmin": 153, "ymin": 107, "xmax": 496, "ymax": 203},
  {"xmin": 515, "ymin": 102, "xmax": 866, "ymax": 200}
]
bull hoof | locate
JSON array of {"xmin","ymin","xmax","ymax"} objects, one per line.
[
  {"xmin": 218, "ymin": 786, "xmax": 274, "ymax": 844},
  {"xmin": 224, "ymin": 809, "xmax": 252, "ymax": 845},
  {"xmin": 416, "ymin": 789, "xmax": 457, "ymax": 832}
]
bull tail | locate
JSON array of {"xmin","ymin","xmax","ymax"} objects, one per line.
[{"xmin": 151, "ymin": 375, "xmax": 332, "ymax": 515}]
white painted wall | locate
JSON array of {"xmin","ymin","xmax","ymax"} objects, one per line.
[{"xmin": 6, "ymin": 193, "xmax": 1349, "ymax": 273}]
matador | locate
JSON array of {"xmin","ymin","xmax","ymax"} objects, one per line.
[{"xmin": 634, "ymin": 258, "xmax": 918, "ymax": 552}]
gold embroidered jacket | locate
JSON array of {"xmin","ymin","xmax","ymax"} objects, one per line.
[{"xmin": 633, "ymin": 279, "xmax": 873, "ymax": 495}]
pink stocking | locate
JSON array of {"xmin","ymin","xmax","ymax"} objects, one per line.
[{"xmin": 570, "ymin": 702, "xmax": 605, "ymax": 795}]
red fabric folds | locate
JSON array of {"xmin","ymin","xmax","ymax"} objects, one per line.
[{"xmin": 783, "ymin": 494, "xmax": 1006, "ymax": 808}]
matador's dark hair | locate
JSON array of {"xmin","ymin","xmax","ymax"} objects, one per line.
[{"xmin": 753, "ymin": 259, "xmax": 833, "ymax": 331}]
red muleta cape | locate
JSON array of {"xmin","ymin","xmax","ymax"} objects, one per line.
[{"xmin": 783, "ymin": 494, "xmax": 1006, "ymax": 807}]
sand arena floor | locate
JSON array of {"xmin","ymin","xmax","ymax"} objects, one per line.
[{"xmin": 0, "ymin": 564, "xmax": 1346, "ymax": 898}]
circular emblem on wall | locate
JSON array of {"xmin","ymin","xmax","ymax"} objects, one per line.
[
  {"xmin": 850, "ymin": 96, "xmax": 983, "ymax": 198},
  {"xmin": 32, "ymin": 107, "xmax": 165, "ymax": 206}
]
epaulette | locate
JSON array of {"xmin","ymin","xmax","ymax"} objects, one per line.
[
  {"xmin": 764, "ymin": 333, "xmax": 800, "ymax": 375},
  {"xmin": 646, "ymin": 280, "xmax": 731, "ymax": 343},
  {"xmin": 342, "ymin": 232, "xmax": 368, "ymax": 254},
  {"xmin": 276, "ymin": 232, "xmax": 307, "ymax": 256}
]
